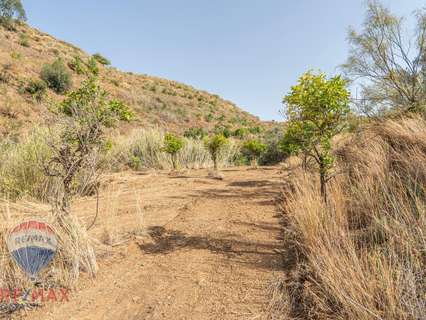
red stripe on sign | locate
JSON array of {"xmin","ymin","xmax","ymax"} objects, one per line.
[{"xmin": 11, "ymin": 221, "xmax": 54, "ymax": 234}]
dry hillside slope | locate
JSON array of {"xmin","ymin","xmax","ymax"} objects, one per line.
[{"xmin": 0, "ymin": 23, "xmax": 262, "ymax": 136}]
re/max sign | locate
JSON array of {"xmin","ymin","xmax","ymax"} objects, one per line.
[{"xmin": 0, "ymin": 288, "xmax": 70, "ymax": 303}]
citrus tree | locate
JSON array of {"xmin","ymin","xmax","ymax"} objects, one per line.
[
  {"xmin": 205, "ymin": 134, "xmax": 228, "ymax": 171},
  {"xmin": 281, "ymin": 71, "xmax": 350, "ymax": 201},
  {"xmin": 162, "ymin": 133, "xmax": 184, "ymax": 170},
  {"xmin": 242, "ymin": 139, "xmax": 266, "ymax": 167},
  {"xmin": 44, "ymin": 76, "xmax": 133, "ymax": 213}
]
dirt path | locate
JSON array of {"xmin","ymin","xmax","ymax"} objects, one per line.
[{"xmin": 26, "ymin": 167, "xmax": 284, "ymax": 320}]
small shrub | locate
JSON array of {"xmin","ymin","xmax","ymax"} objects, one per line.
[
  {"xmin": 68, "ymin": 55, "xmax": 85, "ymax": 75},
  {"xmin": 205, "ymin": 134, "xmax": 229, "ymax": 170},
  {"xmin": 25, "ymin": 79, "xmax": 47, "ymax": 101},
  {"xmin": 40, "ymin": 59, "xmax": 72, "ymax": 94},
  {"xmin": 19, "ymin": 33, "xmax": 29, "ymax": 47},
  {"xmin": 259, "ymin": 127, "xmax": 287, "ymax": 165},
  {"xmin": 110, "ymin": 79, "xmax": 119, "ymax": 87},
  {"xmin": 214, "ymin": 125, "xmax": 231, "ymax": 138},
  {"xmin": 162, "ymin": 133, "xmax": 184, "ymax": 170},
  {"xmin": 0, "ymin": 63, "xmax": 12, "ymax": 83},
  {"xmin": 242, "ymin": 139, "xmax": 266, "ymax": 167},
  {"xmin": 92, "ymin": 53, "xmax": 111, "ymax": 66},
  {"xmin": 184, "ymin": 127, "xmax": 207, "ymax": 140},
  {"xmin": 86, "ymin": 57, "xmax": 99, "ymax": 75},
  {"xmin": 10, "ymin": 51, "xmax": 21, "ymax": 60},
  {"xmin": 232, "ymin": 127, "xmax": 249, "ymax": 139}
]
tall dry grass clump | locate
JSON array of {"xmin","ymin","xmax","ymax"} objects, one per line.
[
  {"xmin": 0, "ymin": 128, "xmax": 55, "ymax": 201},
  {"xmin": 280, "ymin": 116, "xmax": 426, "ymax": 319},
  {"xmin": 0, "ymin": 201, "xmax": 97, "ymax": 292},
  {"xmin": 108, "ymin": 128, "xmax": 241, "ymax": 171},
  {"xmin": 0, "ymin": 127, "xmax": 103, "ymax": 202}
]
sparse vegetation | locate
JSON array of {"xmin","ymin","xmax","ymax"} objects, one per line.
[
  {"xmin": 68, "ymin": 55, "xmax": 86, "ymax": 75},
  {"xmin": 24, "ymin": 78, "xmax": 47, "ymax": 101},
  {"xmin": 92, "ymin": 53, "xmax": 111, "ymax": 66},
  {"xmin": 183, "ymin": 127, "xmax": 207, "ymax": 140},
  {"xmin": 5, "ymin": 3, "xmax": 426, "ymax": 319},
  {"xmin": 87, "ymin": 56, "xmax": 99, "ymax": 75},
  {"xmin": 18, "ymin": 33, "xmax": 29, "ymax": 47}
]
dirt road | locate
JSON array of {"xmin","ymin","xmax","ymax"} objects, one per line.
[{"xmin": 27, "ymin": 167, "xmax": 284, "ymax": 320}]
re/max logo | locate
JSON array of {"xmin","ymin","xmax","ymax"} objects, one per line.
[{"xmin": 0, "ymin": 288, "xmax": 70, "ymax": 303}]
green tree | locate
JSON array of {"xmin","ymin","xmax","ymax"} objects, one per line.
[
  {"xmin": 343, "ymin": 1, "xmax": 426, "ymax": 115},
  {"xmin": 242, "ymin": 139, "xmax": 266, "ymax": 167},
  {"xmin": 44, "ymin": 76, "xmax": 133, "ymax": 213},
  {"xmin": 162, "ymin": 133, "xmax": 184, "ymax": 170},
  {"xmin": 281, "ymin": 71, "xmax": 350, "ymax": 202},
  {"xmin": 0, "ymin": 0, "xmax": 26, "ymax": 29},
  {"xmin": 40, "ymin": 59, "xmax": 72, "ymax": 94},
  {"xmin": 205, "ymin": 134, "xmax": 229, "ymax": 171}
]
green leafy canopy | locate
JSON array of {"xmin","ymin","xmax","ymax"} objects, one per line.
[
  {"xmin": 280, "ymin": 71, "xmax": 350, "ymax": 199},
  {"xmin": 163, "ymin": 133, "xmax": 184, "ymax": 155}
]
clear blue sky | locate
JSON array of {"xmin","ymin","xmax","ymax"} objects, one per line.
[{"xmin": 23, "ymin": 0, "xmax": 425, "ymax": 120}]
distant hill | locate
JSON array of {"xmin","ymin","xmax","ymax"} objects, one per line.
[{"xmin": 0, "ymin": 23, "xmax": 264, "ymax": 136}]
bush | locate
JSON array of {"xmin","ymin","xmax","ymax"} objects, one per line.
[
  {"xmin": 162, "ymin": 133, "xmax": 184, "ymax": 170},
  {"xmin": 92, "ymin": 53, "xmax": 111, "ymax": 66},
  {"xmin": 259, "ymin": 127, "xmax": 287, "ymax": 165},
  {"xmin": 214, "ymin": 125, "xmax": 231, "ymax": 138},
  {"xmin": 183, "ymin": 127, "xmax": 207, "ymax": 140},
  {"xmin": 242, "ymin": 139, "xmax": 266, "ymax": 167},
  {"xmin": 205, "ymin": 134, "xmax": 229, "ymax": 170},
  {"xmin": 0, "ymin": 63, "xmax": 12, "ymax": 83},
  {"xmin": 40, "ymin": 59, "xmax": 72, "ymax": 94},
  {"xmin": 19, "ymin": 33, "xmax": 29, "ymax": 47},
  {"xmin": 25, "ymin": 79, "xmax": 47, "ymax": 101},
  {"xmin": 232, "ymin": 127, "xmax": 249, "ymax": 139},
  {"xmin": 68, "ymin": 55, "xmax": 85, "ymax": 75},
  {"xmin": 86, "ymin": 57, "xmax": 99, "ymax": 75}
]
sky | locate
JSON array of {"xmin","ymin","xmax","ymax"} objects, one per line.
[{"xmin": 23, "ymin": 0, "xmax": 426, "ymax": 121}]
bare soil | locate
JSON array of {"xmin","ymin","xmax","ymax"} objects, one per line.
[{"xmin": 24, "ymin": 167, "xmax": 285, "ymax": 320}]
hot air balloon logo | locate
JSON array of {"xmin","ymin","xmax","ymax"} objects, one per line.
[{"xmin": 7, "ymin": 220, "xmax": 58, "ymax": 281}]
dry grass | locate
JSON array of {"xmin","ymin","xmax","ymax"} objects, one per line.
[
  {"xmin": 277, "ymin": 116, "xmax": 426, "ymax": 319},
  {"xmin": 108, "ymin": 128, "xmax": 241, "ymax": 171},
  {"xmin": 0, "ymin": 201, "xmax": 97, "ymax": 291}
]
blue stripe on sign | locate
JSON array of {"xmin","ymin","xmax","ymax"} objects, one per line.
[{"xmin": 11, "ymin": 246, "xmax": 56, "ymax": 277}]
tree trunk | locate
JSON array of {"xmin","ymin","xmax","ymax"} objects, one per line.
[
  {"xmin": 213, "ymin": 154, "xmax": 218, "ymax": 171},
  {"xmin": 319, "ymin": 162, "xmax": 327, "ymax": 203},
  {"xmin": 251, "ymin": 157, "xmax": 258, "ymax": 168},
  {"xmin": 172, "ymin": 154, "xmax": 177, "ymax": 170}
]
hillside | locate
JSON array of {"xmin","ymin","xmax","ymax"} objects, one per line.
[{"xmin": 0, "ymin": 23, "xmax": 262, "ymax": 136}]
